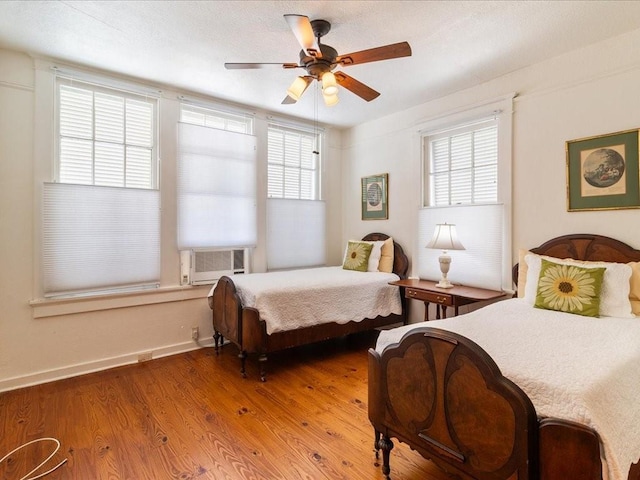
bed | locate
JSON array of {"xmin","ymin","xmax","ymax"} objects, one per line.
[
  {"xmin": 368, "ymin": 233, "xmax": 640, "ymax": 480},
  {"xmin": 209, "ymin": 232, "xmax": 409, "ymax": 381}
]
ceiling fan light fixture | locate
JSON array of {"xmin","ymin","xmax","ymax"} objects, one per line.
[
  {"xmin": 286, "ymin": 76, "xmax": 309, "ymax": 101},
  {"xmin": 323, "ymin": 91, "xmax": 339, "ymax": 106},
  {"xmin": 321, "ymin": 71, "xmax": 338, "ymax": 96}
]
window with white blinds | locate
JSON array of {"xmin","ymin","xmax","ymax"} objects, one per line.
[
  {"xmin": 57, "ymin": 79, "xmax": 157, "ymax": 188},
  {"xmin": 177, "ymin": 103, "xmax": 257, "ymax": 249},
  {"xmin": 44, "ymin": 77, "xmax": 160, "ymax": 297},
  {"xmin": 267, "ymin": 124, "xmax": 319, "ymax": 200},
  {"xmin": 266, "ymin": 123, "xmax": 325, "ymax": 270},
  {"xmin": 426, "ymin": 121, "xmax": 497, "ymax": 206}
]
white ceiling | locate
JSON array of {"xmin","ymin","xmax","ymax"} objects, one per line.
[{"xmin": 2, "ymin": 1, "xmax": 640, "ymax": 128}]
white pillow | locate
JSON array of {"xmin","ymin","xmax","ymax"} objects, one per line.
[
  {"xmin": 342, "ymin": 240, "xmax": 385, "ymax": 272},
  {"xmin": 524, "ymin": 253, "xmax": 634, "ymax": 318}
]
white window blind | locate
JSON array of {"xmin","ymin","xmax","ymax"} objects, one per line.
[
  {"xmin": 427, "ymin": 121, "xmax": 497, "ymax": 206},
  {"xmin": 266, "ymin": 198, "xmax": 326, "ymax": 270},
  {"xmin": 418, "ymin": 205, "xmax": 504, "ymax": 291},
  {"xmin": 58, "ymin": 79, "xmax": 156, "ymax": 188},
  {"xmin": 177, "ymin": 122, "xmax": 257, "ymax": 249},
  {"xmin": 45, "ymin": 77, "xmax": 160, "ymax": 297},
  {"xmin": 43, "ymin": 183, "xmax": 160, "ymax": 296},
  {"xmin": 266, "ymin": 123, "xmax": 324, "ymax": 270},
  {"xmin": 267, "ymin": 124, "xmax": 319, "ymax": 200},
  {"xmin": 180, "ymin": 103, "xmax": 253, "ymax": 134}
]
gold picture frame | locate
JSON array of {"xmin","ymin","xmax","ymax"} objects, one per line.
[
  {"xmin": 566, "ymin": 129, "xmax": 640, "ymax": 211},
  {"xmin": 361, "ymin": 173, "xmax": 388, "ymax": 220}
]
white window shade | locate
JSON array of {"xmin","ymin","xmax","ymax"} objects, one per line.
[
  {"xmin": 267, "ymin": 198, "xmax": 326, "ymax": 270},
  {"xmin": 177, "ymin": 122, "xmax": 257, "ymax": 249},
  {"xmin": 43, "ymin": 183, "xmax": 160, "ymax": 296},
  {"xmin": 418, "ymin": 204, "xmax": 505, "ymax": 291}
]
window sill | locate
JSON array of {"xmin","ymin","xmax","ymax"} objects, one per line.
[{"xmin": 30, "ymin": 284, "xmax": 213, "ymax": 319}]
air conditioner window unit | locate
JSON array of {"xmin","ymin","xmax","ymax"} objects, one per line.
[{"xmin": 181, "ymin": 248, "xmax": 248, "ymax": 285}]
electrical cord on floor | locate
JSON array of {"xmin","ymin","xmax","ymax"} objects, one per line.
[{"xmin": 0, "ymin": 437, "xmax": 67, "ymax": 480}]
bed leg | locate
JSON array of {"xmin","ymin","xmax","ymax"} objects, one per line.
[
  {"xmin": 379, "ymin": 434, "xmax": 394, "ymax": 479},
  {"xmin": 258, "ymin": 354, "xmax": 268, "ymax": 382},
  {"xmin": 238, "ymin": 350, "xmax": 247, "ymax": 378},
  {"xmin": 213, "ymin": 331, "xmax": 221, "ymax": 354},
  {"xmin": 374, "ymin": 429, "xmax": 381, "ymax": 459}
]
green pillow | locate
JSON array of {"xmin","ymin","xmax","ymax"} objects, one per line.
[
  {"xmin": 534, "ymin": 257, "xmax": 605, "ymax": 317},
  {"xmin": 342, "ymin": 241, "xmax": 373, "ymax": 272}
]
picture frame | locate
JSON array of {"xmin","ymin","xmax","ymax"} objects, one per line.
[
  {"xmin": 361, "ymin": 173, "xmax": 388, "ymax": 220},
  {"xmin": 566, "ymin": 129, "xmax": 640, "ymax": 211}
]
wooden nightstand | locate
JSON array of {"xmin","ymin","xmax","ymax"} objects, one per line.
[{"xmin": 389, "ymin": 279, "xmax": 506, "ymax": 321}]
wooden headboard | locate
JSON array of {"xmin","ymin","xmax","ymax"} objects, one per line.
[
  {"xmin": 362, "ymin": 232, "xmax": 409, "ymax": 279},
  {"xmin": 513, "ymin": 233, "xmax": 640, "ymax": 287}
]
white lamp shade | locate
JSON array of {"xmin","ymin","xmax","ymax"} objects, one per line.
[
  {"xmin": 426, "ymin": 223, "xmax": 465, "ymax": 251},
  {"xmin": 287, "ymin": 76, "xmax": 310, "ymax": 101},
  {"xmin": 321, "ymin": 71, "xmax": 338, "ymax": 96},
  {"xmin": 323, "ymin": 91, "xmax": 339, "ymax": 106}
]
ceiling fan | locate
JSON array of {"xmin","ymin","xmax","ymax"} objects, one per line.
[{"xmin": 224, "ymin": 14, "xmax": 412, "ymax": 106}]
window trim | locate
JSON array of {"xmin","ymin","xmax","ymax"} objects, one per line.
[{"xmin": 416, "ymin": 94, "xmax": 515, "ymax": 292}]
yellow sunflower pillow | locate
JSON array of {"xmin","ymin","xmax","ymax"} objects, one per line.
[
  {"xmin": 534, "ymin": 258, "xmax": 605, "ymax": 317},
  {"xmin": 342, "ymin": 241, "xmax": 373, "ymax": 272}
]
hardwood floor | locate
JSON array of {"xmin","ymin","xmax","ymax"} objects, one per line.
[{"xmin": 0, "ymin": 332, "xmax": 454, "ymax": 479}]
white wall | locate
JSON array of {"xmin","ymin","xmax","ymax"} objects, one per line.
[
  {"xmin": 0, "ymin": 49, "xmax": 343, "ymax": 391},
  {"xmin": 342, "ymin": 28, "xmax": 640, "ymax": 322}
]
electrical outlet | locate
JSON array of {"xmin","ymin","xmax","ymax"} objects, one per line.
[
  {"xmin": 138, "ymin": 351, "xmax": 153, "ymax": 362},
  {"xmin": 191, "ymin": 326, "xmax": 199, "ymax": 341}
]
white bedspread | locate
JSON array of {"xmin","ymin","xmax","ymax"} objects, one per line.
[
  {"xmin": 376, "ymin": 299, "xmax": 640, "ymax": 480},
  {"xmin": 215, "ymin": 266, "xmax": 402, "ymax": 335}
]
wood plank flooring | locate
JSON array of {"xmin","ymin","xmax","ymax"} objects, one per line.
[{"xmin": 0, "ymin": 332, "xmax": 455, "ymax": 479}]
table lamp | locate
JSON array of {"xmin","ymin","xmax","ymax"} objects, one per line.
[{"xmin": 426, "ymin": 223, "xmax": 465, "ymax": 288}]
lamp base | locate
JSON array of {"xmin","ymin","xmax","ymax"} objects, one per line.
[{"xmin": 435, "ymin": 279, "xmax": 454, "ymax": 289}]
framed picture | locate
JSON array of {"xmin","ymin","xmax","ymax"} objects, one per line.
[
  {"xmin": 566, "ymin": 129, "xmax": 640, "ymax": 211},
  {"xmin": 361, "ymin": 173, "xmax": 388, "ymax": 220}
]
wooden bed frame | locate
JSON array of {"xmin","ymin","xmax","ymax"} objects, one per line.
[
  {"xmin": 211, "ymin": 233, "xmax": 409, "ymax": 381},
  {"xmin": 368, "ymin": 234, "xmax": 640, "ymax": 480}
]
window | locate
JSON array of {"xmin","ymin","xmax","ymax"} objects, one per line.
[
  {"xmin": 177, "ymin": 103, "xmax": 257, "ymax": 250},
  {"xmin": 43, "ymin": 77, "xmax": 160, "ymax": 297},
  {"xmin": 418, "ymin": 100, "xmax": 513, "ymax": 292},
  {"xmin": 266, "ymin": 123, "xmax": 325, "ymax": 270},
  {"xmin": 426, "ymin": 120, "xmax": 498, "ymax": 207},
  {"xmin": 267, "ymin": 124, "xmax": 319, "ymax": 200},
  {"xmin": 57, "ymin": 79, "xmax": 157, "ymax": 188}
]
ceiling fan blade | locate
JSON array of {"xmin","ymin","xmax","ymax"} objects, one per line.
[
  {"xmin": 334, "ymin": 72, "xmax": 380, "ymax": 102},
  {"xmin": 225, "ymin": 62, "xmax": 300, "ymax": 70},
  {"xmin": 336, "ymin": 41, "xmax": 411, "ymax": 67},
  {"xmin": 282, "ymin": 95, "xmax": 298, "ymax": 105},
  {"xmin": 284, "ymin": 14, "xmax": 321, "ymax": 57}
]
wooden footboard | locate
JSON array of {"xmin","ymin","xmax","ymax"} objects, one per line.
[
  {"xmin": 369, "ymin": 327, "xmax": 537, "ymax": 479},
  {"xmin": 368, "ymin": 326, "xmax": 632, "ymax": 480}
]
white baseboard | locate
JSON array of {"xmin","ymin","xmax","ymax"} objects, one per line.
[{"xmin": 0, "ymin": 337, "xmax": 215, "ymax": 393}]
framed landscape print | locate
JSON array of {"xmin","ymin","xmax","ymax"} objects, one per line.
[
  {"xmin": 361, "ymin": 173, "xmax": 388, "ymax": 220},
  {"xmin": 566, "ymin": 129, "xmax": 640, "ymax": 211}
]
